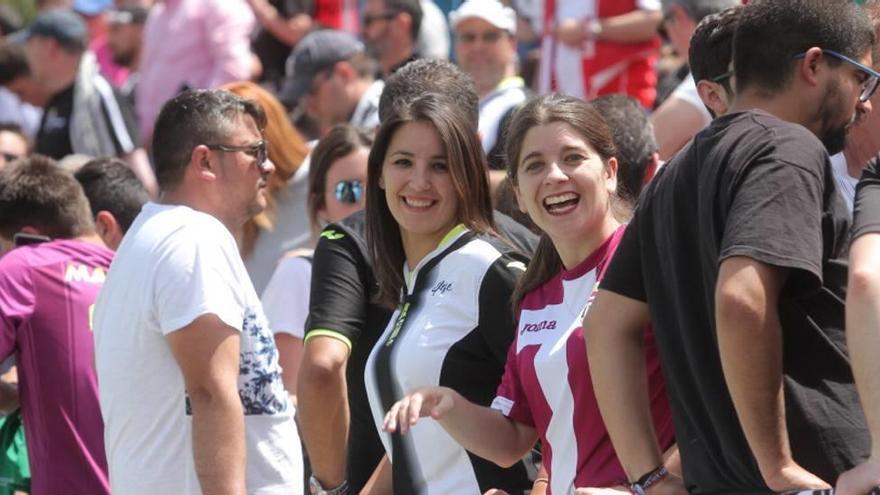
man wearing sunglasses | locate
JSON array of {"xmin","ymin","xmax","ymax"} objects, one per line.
[
  {"xmin": 361, "ymin": 0, "xmax": 421, "ymax": 78},
  {"xmin": 449, "ymin": 0, "xmax": 527, "ymax": 189},
  {"xmin": 94, "ymin": 89, "xmax": 303, "ymax": 495},
  {"xmin": 586, "ymin": 0, "xmax": 875, "ymax": 493}
]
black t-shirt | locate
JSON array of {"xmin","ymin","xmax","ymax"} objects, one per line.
[
  {"xmin": 305, "ymin": 209, "xmax": 537, "ymax": 490},
  {"xmin": 601, "ymin": 110, "xmax": 869, "ymax": 493},
  {"xmin": 853, "ymin": 156, "xmax": 880, "ymax": 239},
  {"xmin": 36, "ymin": 81, "xmax": 139, "ymax": 160}
]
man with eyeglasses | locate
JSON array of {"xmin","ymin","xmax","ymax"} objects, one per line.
[
  {"xmin": 449, "ymin": 0, "xmax": 527, "ymax": 192},
  {"xmin": 651, "ymin": 0, "xmax": 741, "ymax": 160},
  {"xmin": 94, "ymin": 89, "xmax": 303, "ymax": 495},
  {"xmin": 361, "ymin": 0, "xmax": 421, "ymax": 77},
  {"xmin": 585, "ymin": 0, "xmax": 874, "ymax": 493},
  {"xmin": 280, "ymin": 30, "xmax": 383, "ymax": 135}
]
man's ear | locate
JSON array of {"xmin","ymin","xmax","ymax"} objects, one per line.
[
  {"xmin": 396, "ymin": 11, "xmax": 413, "ymax": 38},
  {"xmin": 191, "ymin": 145, "xmax": 218, "ymax": 181},
  {"xmin": 696, "ymin": 80, "xmax": 726, "ymax": 118},
  {"xmin": 798, "ymin": 46, "xmax": 825, "ymax": 88},
  {"xmin": 95, "ymin": 211, "xmax": 124, "ymax": 251}
]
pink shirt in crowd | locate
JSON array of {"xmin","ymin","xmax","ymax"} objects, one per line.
[
  {"xmin": 136, "ymin": 0, "xmax": 255, "ymax": 142},
  {"xmin": 0, "ymin": 239, "xmax": 114, "ymax": 495},
  {"xmin": 492, "ymin": 226, "xmax": 675, "ymax": 495}
]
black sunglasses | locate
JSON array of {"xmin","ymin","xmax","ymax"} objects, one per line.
[
  {"xmin": 205, "ymin": 140, "xmax": 270, "ymax": 170},
  {"xmin": 335, "ymin": 179, "xmax": 364, "ymax": 204},
  {"xmin": 363, "ymin": 11, "xmax": 397, "ymax": 28}
]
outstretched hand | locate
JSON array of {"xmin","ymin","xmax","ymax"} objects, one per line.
[
  {"xmin": 382, "ymin": 386, "xmax": 457, "ymax": 435},
  {"xmin": 836, "ymin": 457, "xmax": 880, "ymax": 495}
]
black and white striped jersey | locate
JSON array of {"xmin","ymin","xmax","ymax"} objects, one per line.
[{"xmin": 365, "ymin": 226, "xmax": 533, "ymax": 495}]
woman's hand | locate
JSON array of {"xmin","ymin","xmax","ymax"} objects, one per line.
[{"xmin": 382, "ymin": 386, "xmax": 457, "ymax": 434}]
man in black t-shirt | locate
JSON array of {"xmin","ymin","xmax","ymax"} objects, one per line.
[
  {"xmin": 584, "ymin": 1, "xmax": 875, "ymax": 493},
  {"xmin": 836, "ymin": 157, "xmax": 880, "ymax": 495}
]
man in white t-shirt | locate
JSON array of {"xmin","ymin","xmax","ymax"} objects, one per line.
[{"xmin": 93, "ymin": 89, "xmax": 302, "ymax": 495}]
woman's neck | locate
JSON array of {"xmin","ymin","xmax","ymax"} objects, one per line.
[
  {"xmin": 400, "ymin": 225, "xmax": 463, "ymax": 271},
  {"xmin": 553, "ymin": 215, "xmax": 621, "ymax": 270}
]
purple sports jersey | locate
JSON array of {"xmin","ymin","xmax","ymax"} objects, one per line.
[{"xmin": 0, "ymin": 239, "xmax": 113, "ymax": 495}]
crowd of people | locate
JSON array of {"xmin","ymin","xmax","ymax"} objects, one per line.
[{"xmin": 1, "ymin": 0, "xmax": 880, "ymax": 494}]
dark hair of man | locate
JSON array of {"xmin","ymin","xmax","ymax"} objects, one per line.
[
  {"xmin": 505, "ymin": 94, "xmax": 618, "ymax": 309},
  {"xmin": 74, "ymin": 157, "xmax": 150, "ymax": 233},
  {"xmin": 307, "ymin": 124, "xmax": 374, "ymax": 235},
  {"xmin": 666, "ymin": 0, "xmax": 742, "ymax": 23},
  {"xmin": 0, "ymin": 42, "xmax": 29, "ymax": 86},
  {"xmin": 689, "ymin": 6, "xmax": 741, "ymax": 95},
  {"xmin": 0, "ymin": 154, "xmax": 94, "ymax": 239},
  {"xmin": 151, "ymin": 89, "xmax": 267, "ymax": 190},
  {"xmin": 591, "ymin": 94, "xmax": 657, "ymax": 210},
  {"xmin": 378, "ymin": 58, "xmax": 479, "ymax": 126},
  {"xmin": 366, "ymin": 93, "xmax": 495, "ymax": 308},
  {"xmin": 734, "ymin": 0, "xmax": 875, "ymax": 94},
  {"xmin": 384, "ymin": 0, "xmax": 422, "ymax": 40},
  {"xmin": 0, "ymin": 122, "xmax": 31, "ymax": 151}
]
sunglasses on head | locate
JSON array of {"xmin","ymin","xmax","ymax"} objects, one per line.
[{"xmin": 335, "ymin": 179, "xmax": 364, "ymax": 204}]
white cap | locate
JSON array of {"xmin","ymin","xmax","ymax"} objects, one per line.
[{"xmin": 449, "ymin": 0, "xmax": 517, "ymax": 35}]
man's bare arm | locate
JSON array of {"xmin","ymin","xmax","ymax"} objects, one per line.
[
  {"xmin": 167, "ymin": 314, "xmax": 245, "ymax": 495},
  {"xmin": 715, "ymin": 257, "xmax": 828, "ymax": 491}
]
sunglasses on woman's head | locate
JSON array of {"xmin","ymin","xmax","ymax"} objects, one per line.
[{"xmin": 335, "ymin": 180, "xmax": 364, "ymax": 204}]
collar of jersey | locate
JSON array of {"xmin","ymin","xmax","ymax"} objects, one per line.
[{"xmin": 403, "ymin": 224, "xmax": 469, "ymax": 291}]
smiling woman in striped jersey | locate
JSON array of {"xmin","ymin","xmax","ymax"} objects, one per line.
[
  {"xmin": 361, "ymin": 92, "xmax": 533, "ymax": 495},
  {"xmin": 384, "ymin": 94, "xmax": 678, "ymax": 495}
]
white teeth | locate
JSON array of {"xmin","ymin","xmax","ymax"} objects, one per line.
[
  {"xmin": 544, "ymin": 192, "xmax": 578, "ymax": 206},
  {"xmin": 405, "ymin": 197, "xmax": 432, "ymax": 208}
]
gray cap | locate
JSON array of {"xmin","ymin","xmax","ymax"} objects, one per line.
[
  {"xmin": 14, "ymin": 8, "xmax": 88, "ymax": 51},
  {"xmin": 280, "ymin": 30, "xmax": 364, "ymax": 105}
]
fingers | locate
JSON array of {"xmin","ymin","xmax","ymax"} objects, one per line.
[{"xmin": 382, "ymin": 393, "xmax": 424, "ymax": 435}]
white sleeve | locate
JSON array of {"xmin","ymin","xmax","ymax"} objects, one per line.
[
  {"xmin": 261, "ymin": 256, "xmax": 312, "ymax": 339},
  {"xmin": 637, "ymin": 0, "xmax": 661, "ymax": 11},
  {"xmin": 670, "ymin": 75, "xmax": 713, "ymax": 125},
  {"xmin": 153, "ymin": 223, "xmax": 246, "ymax": 335}
]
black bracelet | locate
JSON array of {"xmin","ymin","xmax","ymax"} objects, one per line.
[{"xmin": 626, "ymin": 465, "xmax": 668, "ymax": 495}]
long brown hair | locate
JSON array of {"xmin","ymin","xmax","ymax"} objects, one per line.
[
  {"xmin": 366, "ymin": 93, "xmax": 496, "ymax": 308},
  {"xmin": 221, "ymin": 81, "xmax": 309, "ymax": 256},
  {"xmin": 505, "ymin": 94, "xmax": 618, "ymax": 309}
]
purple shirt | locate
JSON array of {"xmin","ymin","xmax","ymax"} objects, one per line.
[
  {"xmin": 137, "ymin": 0, "xmax": 255, "ymax": 142},
  {"xmin": 0, "ymin": 239, "xmax": 113, "ymax": 495}
]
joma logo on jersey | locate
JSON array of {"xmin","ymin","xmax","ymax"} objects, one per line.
[
  {"xmin": 430, "ymin": 280, "xmax": 453, "ymax": 296},
  {"xmin": 64, "ymin": 264, "xmax": 106, "ymax": 284},
  {"xmin": 520, "ymin": 320, "xmax": 557, "ymax": 335}
]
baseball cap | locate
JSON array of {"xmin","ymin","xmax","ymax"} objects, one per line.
[
  {"xmin": 449, "ymin": 0, "xmax": 517, "ymax": 35},
  {"xmin": 73, "ymin": 0, "xmax": 113, "ymax": 16},
  {"xmin": 280, "ymin": 30, "xmax": 364, "ymax": 105},
  {"xmin": 13, "ymin": 8, "xmax": 88, "ymax": 51},
  {"xmin": 107, "ymin": 6, "xmax": 149, "ymax": 25}
]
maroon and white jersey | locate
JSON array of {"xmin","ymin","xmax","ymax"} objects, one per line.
[{"xmin": 491, "ymin": 226, "xmax": 675, "ymax": 494}]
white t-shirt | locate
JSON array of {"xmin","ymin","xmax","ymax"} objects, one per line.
[
  {"xmin": 94, "ymin": 203, "xmax": 302, "ymax": 495},
  {"xmin": 261, "ymin": 254, "xmax": 313, "ymax": 339},
  {"xmin": 830, "ymin": 152, "xmax": 858, "ymax": 212},
  {"xmin": 670, "ymin": 74, "xmax": 713, "ymax": 126}
]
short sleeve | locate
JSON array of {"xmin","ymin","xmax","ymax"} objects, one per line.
[
  {"xmin": 491, "ymin": 337, "xmax": 535, "ymax": 427},
  {"xmin": 261, "ymin": 255, "xmax": 312, "ymax": 338},
  {"xmin": 719, "ymin": 157, "xmax": 825, "ymax": 291},
  {"xmin": 853, "ymin": 157, "xmax": 880, "ymax": 240},
  {"xmin": 600, "ymin": 212, "xmax": 647, "ymax": 302},
  {"xmin": 0, "ymin": 255, "xmax": 34, "ymax": 359},
  {"xmin": 477, "ymin": 255, "xmax": 525, "ymax": 367},
  {"xmin": 305, "ymin": 227, "xmax": 369, "ymax": 349},
  {"xmin": 154, "ymin": 230, "xmax": 245, "ymax": 335}
]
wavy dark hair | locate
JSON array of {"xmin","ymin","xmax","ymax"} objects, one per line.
[
  {"xmin": 366, "ymin": 93, "xmax": 495, "ymax": 308},
  {"xmin": 505, "ymin": 94, "xmax": 618, "ymax": 309}
]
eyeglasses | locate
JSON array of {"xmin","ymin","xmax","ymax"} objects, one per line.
[
  {"xmin": 363, "ymin": 11, "xmax": 396, "ymax": 28},
  {"xmin": 335, "ymin": 179, "xmax": 364, "ymax": 204},
  {"xmin": 711, "ymin": 70, "xmax": 734, "ymax": 83},
  {"xmin": 793, "ymin": 49, "xmax": 880, "ymax": 102},
  {"xmin": 456, "ymin": 30, "xmax": 505, "ymax": 45},
  {"xmin": 205, "ymin": 140, "xmax": 270, "ymax": 170}
]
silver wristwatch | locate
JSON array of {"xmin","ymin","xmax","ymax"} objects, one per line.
[{"xmin": 309, "ymin": 475, "xmax": 349, "ymax": 495}]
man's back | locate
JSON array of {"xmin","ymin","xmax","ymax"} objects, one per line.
[
  {"xmin": 0, "ymin": 239, "xmax": 113, "ymax": 495},
  {"xmin": 603, "ymin": 110, "xmax": 869, "ymax": 492},
  {"xmin": 95, "ymin": 203, "xmax": 300, "ymax": 494}
]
